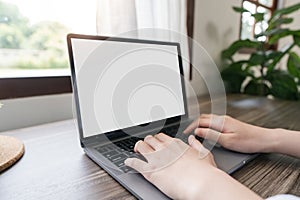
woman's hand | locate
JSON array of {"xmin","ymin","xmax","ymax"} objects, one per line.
[
  {"xmin": 125, "ymin": 133, "xmax": 262, "ymax": 200},
  {"xmin": 184, "ymin": 114, "xmax": 277, "ymax": 153},
  {"xmin": 125, "ymin": 133, "xmax": 216, "ymax": 199}
]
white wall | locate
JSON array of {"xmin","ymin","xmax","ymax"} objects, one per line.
[
  {"xmin": 0, "ymin": 94, "xmax": 73, "ymax": 132},
  {"xmin": 190, "ymin": 0, "xmax": 241, "ymax": 96}
]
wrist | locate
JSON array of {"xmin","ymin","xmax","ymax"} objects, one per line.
[
  {"xmin": 189, "ymin": 168, "xmax": 263, "ymax": 200},
  {"xmin": 186, "ymin": 167, "xmax": 223, "ymax": 200},
  {"xmin": 262, "ymin": 128, "xmax": 282, "ymax": 153},
  {"xmin": 187, "ymin": 167, "xmax": 262, "ymax": 200}
]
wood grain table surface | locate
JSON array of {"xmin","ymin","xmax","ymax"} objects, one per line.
[{"xmin": 0, "ymin": 94, "xmax": 299, "ymax": 199}]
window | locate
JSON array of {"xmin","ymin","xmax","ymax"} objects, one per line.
[
  {"xmin": 240, "ymin": 0, "xmax": 279, "ymax": 42},
  {"xmin": 0, "ymin": 0, "xmax": 96, "ymax": 98},
  {"xmin": 0, "ymin": 0, "xmax": 195, "ymax": 99},
  {"xmin": 0, "ymin": 0, "xmax": 96, "ymax": 78}
]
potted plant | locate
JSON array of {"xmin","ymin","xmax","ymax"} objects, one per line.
[{"xmin": 221, "ymin": 3, "xmax": 300, "ymax": 100}]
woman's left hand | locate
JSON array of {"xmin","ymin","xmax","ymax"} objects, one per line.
[{"xmin": 124, "ymin": 133, "xmax": 217, "ymax": 199}]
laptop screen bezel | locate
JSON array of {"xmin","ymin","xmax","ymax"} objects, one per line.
[{"xmin": 67, "ymin": 33, "xmax": 189, "ymax": 145}]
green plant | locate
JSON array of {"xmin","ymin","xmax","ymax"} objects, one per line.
[{"xmin": 221, "ymin": 3, "xmax": 300, "ymax": 100}]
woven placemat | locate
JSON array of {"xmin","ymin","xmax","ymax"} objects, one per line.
[{"xmin": 0, "ymin": 135, "xmax": 24, "ymax": 172}]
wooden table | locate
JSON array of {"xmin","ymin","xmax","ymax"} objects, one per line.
[{"xmin": 0, "ymin": 94, "xmax": 299, "ymax": 199}]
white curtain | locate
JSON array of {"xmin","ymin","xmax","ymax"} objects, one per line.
[
  {"xmin": 96, "ymin": 0, "xmax": 190, "ymax": 76},
  {"xmin": 96, "ymin": 0, "xmax": 138, "ymax": 36}
]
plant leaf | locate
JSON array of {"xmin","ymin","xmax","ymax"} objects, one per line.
[
  {"xmin": 268, "ymin": 18, "xmax": 293, "ymax": 30},
  {"xmin": 270, "ymin": 3, "xmax": 300, "ymax": 22},
  {"xmin": 221, "ymin": 39, "xmax": 261, "ymax": 60},
  {"xmin": 221, "ymin": 61, "xmax": 248, "ymax": 93},
  {"xmin": 232, "ymin": 7, "xmax": 250, "ymax": 13},
  {"xmin": 287, "ymin": 52, "xmax": 300, "ymax": 79},
  {"xmin": 252, "ymin": 13, "xmax": 264, "ymax": 22},
  {"xmin": 249, "ymin": 52, "xmax": 265, "ymax": 66},
  {"xmin": 244, "ymin": 80, "xmax": 269, "ymax": 96},
  {"xmin": 267, "ymin": 43, "xmax": 295, "ymax": 74},
  {"xmin": 269, "ymin": 29, "xmax": 293, "ymax": 44},
  {"xmin": 268, "ymin": 70, "xmax": 299, "ymax": 100},
  {"xmin": 294, "ymin": 35, "xmax": 300, "ymax": 47},
  {"xmin": 269, "ymin": 29, "xmax": 300, "ymax": 45},
  {"xmin": 265, "ymin": 50, "xmax": 283, "ymax": 60},
  {"xmin": 256, "ymin": 28, "xmax": 288, "ymax": 38}
]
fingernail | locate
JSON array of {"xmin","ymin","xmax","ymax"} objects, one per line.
[{"xmin": 188, "ymin": 135, "xmax": 195, "ymax": 144}]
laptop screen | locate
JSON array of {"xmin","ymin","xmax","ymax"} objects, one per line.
[{"xmin": 70, "ymin": 36, "xmax": 186, "ymax": 138}]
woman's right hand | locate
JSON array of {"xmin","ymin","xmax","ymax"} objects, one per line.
[{"xmin": 184, "ymin": 114, "xmax": 277, "ymax": 153}]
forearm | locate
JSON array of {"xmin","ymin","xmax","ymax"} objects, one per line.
[
  {"xmin": 189, "ymin": 168, "xmax": 262, "ymax": 200},
  {"xmin": 268, "ymin": 128, "xmax": 300, "ymax": 158}
]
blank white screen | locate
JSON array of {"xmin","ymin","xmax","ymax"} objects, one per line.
[{"xmin": 71, "ymin": 38, "xmax": 185, "ymax": 138}]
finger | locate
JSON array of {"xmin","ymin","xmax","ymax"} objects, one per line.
[
  {"xmin": 198, "ymin": 116, "xmax": 226, "ymax": 132},
  {"xmin": 194, "ymin": 128, "xmax": 224, "ymax": 144},
  {"xmin": 188, "ymin": 135, "xmax": 205, "ymax": 151},
  {"xmin": 183, "ymin": 118, "xmax": 200, "ymax": 134},
  {"xmin": 134, "ymin": 140, "xmax": 154, "ymax": 154},
  {"xmin": 144, "ymin": 135, "xmax": 164, "ymax": 150},
  {"xmin": 124, "ymin": 158, "xmax": 149, "ymax": 173},
  {"xmin": 188, "ymin": 135, "xmax": 210, "ymax": 159},
  {"xmin": 200, "ymin": 114, "xmax": 214, "ymax": 119},
  {"xmin": 154, "ymin": 132, "xmax": 172, "ymax": 142},
  {"xmin": 183, "ymin": 114, "xmax": 217, "ymax": 134}
]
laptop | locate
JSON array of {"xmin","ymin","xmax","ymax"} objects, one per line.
[{"xmin": 67, "ymin": 33, "xmax": 257, "ymax": 199}]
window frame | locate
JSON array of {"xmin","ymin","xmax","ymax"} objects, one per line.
[
  {"xmin": 238, "ymin": 0, "xmax": 279, "ymax": 53},
  {"xmin": 187, "ymin": 0, "xmax": 195, "ymax": 80},
  {"xmin": 0, "ymin": 76, "xmax": 72, "ymax": 99}
]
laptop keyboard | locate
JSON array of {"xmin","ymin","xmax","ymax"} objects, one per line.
[
  {"xmin": 95, "ymin": 136, "xmax": 141, "ymax": 173},
  {"xmin": 95, "ymin": 125, "xmax": 198, "ymax": 173}
]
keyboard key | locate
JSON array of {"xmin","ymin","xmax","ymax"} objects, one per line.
[
  {"xmin": 96, "ymin": 146, "xmax": 109, "ymax": 153},
  {"xmin": 106, "ymin": 145, "xmax": 115, "ymax": 151},
  {"xmin": 116, "ymin": 148, "xmax": 125, "ymax": 153},
  {"xmin": 123, "ymin": 151, "xmax": 134, "ymax": 157},
  {"xmin": 115, "ymin": 159, "xmax": 126, "ymax": 168},
  {"xmin": 109, "ymin": 154, "xmax": 127, "ymax": 163},
  {"xmin": 103, "ymin": 150, "xmax": 119, "ymax": 158},
  {"xmin": 120, "ymin": 166, "xmax": 133, "ymax": 173}
]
